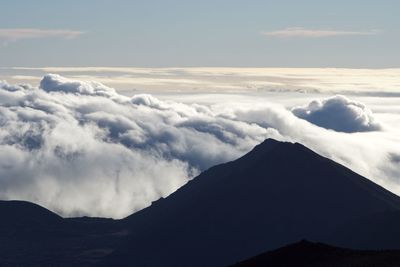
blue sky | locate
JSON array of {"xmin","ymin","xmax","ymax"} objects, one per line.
[{"xmin": 1, "ymin": 0, "xmax": 399, "ymax": 67}]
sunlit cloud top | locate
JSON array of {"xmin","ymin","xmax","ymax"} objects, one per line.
[{"xmin": 2, "ymin": 67, "xmax": 400, "ymax": 96}]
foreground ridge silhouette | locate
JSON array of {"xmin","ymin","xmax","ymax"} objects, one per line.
[
  {"xmin": 1, "ymin": 139, "xmax": 400, "ymax": 266},
  {"xmin": 232, "ymin": 240, "xmax": 400, "ymax": 267}
]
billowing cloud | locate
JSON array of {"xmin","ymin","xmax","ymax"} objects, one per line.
[
  {"xmin": 0, "ymin": 75, "xmax": 276, "ymax": 218},
  {"xmin": 262, "ymin": 27, "xmax": 379, "ymax": 38},
  {"xmin": 0, "ymin": 75, "xmax": 398, "ymax": 219},
  {"xmin": 40, "ymin": 74, "xmax": 119, "ymax": 97},
  {"xmin": 0, "ymin": 28, "xmax": 83, "ymax": 44},
  {"xmin": 291, "ymin": 95, "xmax": 381, "ymax": 132}
]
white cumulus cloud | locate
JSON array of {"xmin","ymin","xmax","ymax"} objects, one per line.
[{"xmin": 292, "ymin": 95, "xmax": 382, "ymax": 133}]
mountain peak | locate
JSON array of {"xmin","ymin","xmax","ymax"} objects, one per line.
[
  {"xmin": 109, "ymin": 139, "xmax": 400, "ymax": 267},
  {"xmin": 234, "ymin": 138, "xmax": 316, "ymax": 171},
  {"xmin": 247, "ymin": 138, "xmax": 312, "ymax": 157},
  {"xmin": 252, "ymin": 138, "xmax": 290, "ymax": 150}
]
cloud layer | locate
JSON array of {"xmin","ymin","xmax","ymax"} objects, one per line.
[
  {"xmin": 0, "ymin": 75, "xmax": 398, "ymax": 218},
  {"xmin": 292, "ymin": 95, "xmax": 382, "ymax": 132},
  {"xmin": 4, "ymin": 67, "xmax": 400, "ymax": 96}
]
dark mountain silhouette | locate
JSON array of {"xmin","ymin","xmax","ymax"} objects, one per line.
[
  {"xmin": 103, "ymin": 139, "xmax": 400, "ymax": 266},
  {"xmin": 232, "ymin": 240, "xmax": 400, "ymax": 267},
  {"xmin": 1, "ymin": 139, "xmax": 400, "ymax": 266}
]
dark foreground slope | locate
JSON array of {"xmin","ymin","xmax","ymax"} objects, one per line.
[
  {"xmin": 2, "ymin": 139, "xmax": 400, "ymax": 266},
  {"xmin": 104, "ymin": 139, "xmax": 400, "ymax": 266},
  {"xmin": 232, "ymin": 240, "xmax": 400, "ymax": 267}
]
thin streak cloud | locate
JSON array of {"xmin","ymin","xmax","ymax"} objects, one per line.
[
  {"xmin": 0, "ymin": 28, "xmax": 84, "ymax": 43},
  {"xmin": 263, "ymin": 27, "xmax": 380, "ymax": 38}
]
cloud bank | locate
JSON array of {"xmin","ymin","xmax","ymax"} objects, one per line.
[
  {"xmin": 0, "ymin": 75, "xmax": 398, "ymax": 218},
  {"xmin": 292, "ymin": 95, "xmax": 382, "ymax": 132},
  {"xmin": 5, "ymin": 67, "xmax": 400, "ymax": 96}
]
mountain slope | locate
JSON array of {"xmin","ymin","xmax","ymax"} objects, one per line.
[
  {"xmin": 104, "ymin": 139, "xmax": 400, "ymax": 266},
  {"xmin": 329, "ymin": 210, "xmax": 400, "ymax": 250}
]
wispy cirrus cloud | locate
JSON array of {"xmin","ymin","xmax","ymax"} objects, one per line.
[
  {"xmin": 262, "ymin": 27, "xmax": 380, "ymax": 38},
  {"xmin": 0, "ymin": 28, "xmax": 84, "ymax": 44}
]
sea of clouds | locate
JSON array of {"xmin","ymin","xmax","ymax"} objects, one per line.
[{"xmin": 0, "ymin": 74, "xmax": 399, "ymax": 218}]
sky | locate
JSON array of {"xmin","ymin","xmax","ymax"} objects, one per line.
[
  {"xmin": 1, "ymin": 0, "xmax": 400, "ymax": 68},
  {"xmin": 0, "ymin": 1, "xmax": 400, "ymax": 218}
]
